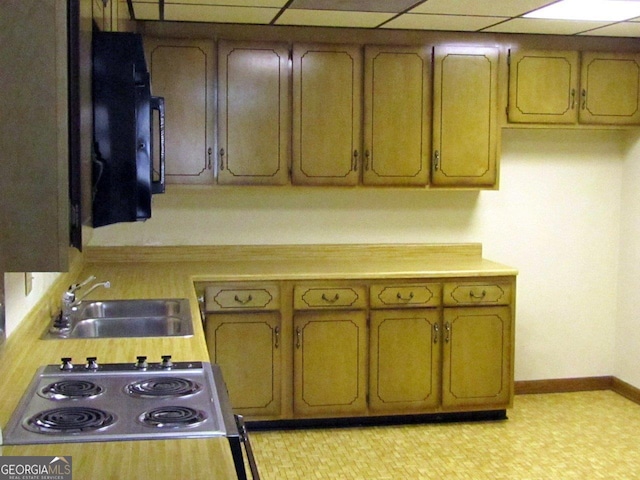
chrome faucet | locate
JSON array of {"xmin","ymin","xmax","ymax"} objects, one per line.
[{"xmin": 52, "ymin": 276, "xmax": 111, "ymax": 332}]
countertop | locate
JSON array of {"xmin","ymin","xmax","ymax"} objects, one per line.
[{"xmin": 0, "ymin": 243, "xmax": 517, "ymax": 478}]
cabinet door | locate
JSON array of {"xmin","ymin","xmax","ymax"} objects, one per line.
[
  {"xmin": 363, "ymin": 46, "xmax": 430, "ymax": 186},
  {"xmin": 0, "ymin": 0, "xmax": 70, "ymax": 271},
  {"xmin": 217, "ymin": 41, "xmax": 290, "ymax": 185},
  {"xmin": 205, "ymin": 312, "xmax": 281, "ymax": 418},
  {"xmin": 432, "ymin": 46, "xmax": 499, "ymax": 188},
  {"xmin": 369, "ymin": 309, "xmax": 440, "ymax": 413},
  {"xmin": 442, "ymin": 306, "xmax": 512, "ymax": 409},
  {"xmin": 293, "ymin": 311, "xmax": 368, "ymax": 416},
  {"xmin": 292, "ymin": 44, "xmax": 362, "ymax": 185},
  {"xmin": 580, "ymin": 52, "xmax": 640, "ymax": 125},
  {"xmin": 508, "ymin": 50, "xmax": 579, "ymax": 124},
  {"xmin": 145, "ymin": 37, "xmax": 215, "ymax": 183}
]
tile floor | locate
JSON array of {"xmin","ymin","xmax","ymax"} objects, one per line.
[{"xmin": 248, "ymin": 391, "xmax": 640, "ymax": 479}]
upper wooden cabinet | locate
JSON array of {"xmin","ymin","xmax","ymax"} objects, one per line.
[
  {"xmin": 363, "ymin": 45, "xmax": 431, "ymax": 186},
  {"xmin": 145, "ymin": 37, "xmax": 215, "ymax": 184},
  {"xmin": 580, "ymin": 52, "xmax": 640, "ymax": 125},
  {"xmin": 0, "ymin": 0, "xmax": 70, "ymax": 271},
  {"xmin": 217, "ymin": 41, "xmax": 291, "ymax": 185},
  {"xmin": 508, "ymin": 50, "xmax": 640, "ymax": 125},
  {"xmin": 508, "ymin": 50, "xmax": 579, "ymax": 124},
  {"xmin": 432, "ymin": 46, "xmax": 500, "ymax": 188},
  {"xmin": 292, "ymin": 44, "xmax": 362, "ymax": 186}
]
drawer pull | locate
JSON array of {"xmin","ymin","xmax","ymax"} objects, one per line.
[
  {"xmin": 433, "ymin": 323, "xmax": 439, "ymax": 344},
  {"xmin": 469, "ymin": 290, "xmax": 487, "ymax": 300},
  {"xmin": 396, "ymin": 291, "xmax": 415, "ymax": 302},
  {"xmin": 234, "ymin": 294, "xmax": 253, "ymax": 305},
  {"xmin": 321, "ymin": 293, "xmax": 340, "ymax": 303}
]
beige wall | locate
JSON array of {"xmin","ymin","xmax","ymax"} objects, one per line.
[
  {"xmin": 617, "ymin": 133, "xmax": 640, "ymax": 388},
  {"xmin": 86, "ymin": 128, "xmax": 627, "ymax": 384}
]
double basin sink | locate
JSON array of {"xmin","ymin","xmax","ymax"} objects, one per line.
[{"xmin": 45, "ymin": 299, "xmax": 194, "ymax": 339}]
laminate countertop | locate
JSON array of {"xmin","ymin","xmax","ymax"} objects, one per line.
[{"xmin": 0, "ymin": 243, "xmax": 517, "ymax": 479}]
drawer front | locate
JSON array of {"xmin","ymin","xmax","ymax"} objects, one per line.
[
  {"xmin": 294, "ymin": 285, "xmax": 367, "ymax": 310},
  {"xmin": 443, "ymin": 281, "xmax": 511, "ymax": 306},
  {"xmin": 369, "ymin": 283, "xmax": 441, "ymax": 309},
  {"xmin": 205, "ymin": 284, "xmax": 280, "ymax": 311}
]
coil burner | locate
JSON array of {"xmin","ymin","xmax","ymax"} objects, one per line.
[
  {"xmin": 138, "ymin": 406, "xmax": 206, "ymax": 429},
  {"xmin": 25, "ymin": 407, "xmax": 116, "ymax": 434},
  {"xmin": 125, "ymin": 377, "xmax": 202, "ymax": 398},
  {"xmin": 39, "ymin": 380, "xmax": 105, "ymax": 400}
]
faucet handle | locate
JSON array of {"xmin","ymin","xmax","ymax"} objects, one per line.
[{"xmin": 68, "ymin": 275, "xmax": 96, "ymax": 294}]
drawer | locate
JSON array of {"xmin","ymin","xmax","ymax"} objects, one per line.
[
  {"xmin": 443, "ymin": 281, "xmax": 512, "ymax": 306},
  {"xmin": 205, "ymin": 284, "xmax": 280, "ymax": 311},
  {"xmin": 369, "ymin": 283, "xmax": 441, "ymax": 309},
  {"xmin": 294, "ymin": 285, "xmax": 367, "ymax": 310}
]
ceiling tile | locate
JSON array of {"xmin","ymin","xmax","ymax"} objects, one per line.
[
  {"xmin": 483, "ymin": 17, "xmax": 612, "ymax": 35},
  {"xmin": 289, "ymin": 0, "xmax": 420, "ymax": 13},
  {"xmin": 163, "ymin": 4, "xmax": 281, "ymax": 23},
  {"xmin": 579, "ymin": 21, "xmax": 640, "ymax": 37},
  {"xmin": 166, "ymin": 0, "xmax": 288, "ymax": 5},
  {"xmin": 276, "ymin": 9, "xmax": 393, "ymax": 28},
  {"xmin": 384, "ymin": 13, "xmax": 505, "ymax": 31},
  {"xmin": 409, "ymin": 0, "xmax": 556, "ymax": 17}
]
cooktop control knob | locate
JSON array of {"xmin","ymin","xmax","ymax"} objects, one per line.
[
  {"xmin": 161, "ymin": 355, "xmax": 173, "ymax": 369},
  {"xmin": 60, "ymin": 357, "xmax": 73, "ymax": 371},
  {"xmin": 135, "ymin": 356, "xmax": 148, "ymax": 370},
  {"xmin": 85, "ymin": 357, "xmax": 99, "ymax": 370}
]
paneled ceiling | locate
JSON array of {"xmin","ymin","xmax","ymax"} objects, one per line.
[{"xmin": 126, "ymin": 0, "xmax": 640, "ymax": 37}]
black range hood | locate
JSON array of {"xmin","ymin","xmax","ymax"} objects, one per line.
[{"xmin": 91, "ymin": 31, "xmax": 165, "ymax": 227}]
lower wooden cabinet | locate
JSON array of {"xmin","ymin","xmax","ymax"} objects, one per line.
[
  {"xmin": 202, "ymin": 276, "xmax": 515, "ymax": 422},
  {"xmin": 293, "ymin": 310, "xmax": 368, "ymax": 417},
  {"xmin": 205, "ymin": 312, "xmax": 282, "ymax": 418},
  {"xmin": 369, "ymin": 309, "xmax": 440, "ymax": 413},
  {"xmin": 442, "ymin": 306, "xmax": 512, "ymax": 409}
]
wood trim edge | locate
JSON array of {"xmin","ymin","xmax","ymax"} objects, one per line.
[
  {"xmin": 515, "ymin": 376, "xmax": 613, "ymax": 395},
  {"xmin": 611, "ymin": 377, "xmax": 640, "ymax": 405},
  {"xmin": 515, "ymin": 376, "xmax": 640, "ymax": 406}
]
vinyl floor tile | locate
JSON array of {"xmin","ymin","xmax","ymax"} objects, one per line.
[{"xmin": 248, "ymin": 391, "xmax": 640, "ymax": 479}]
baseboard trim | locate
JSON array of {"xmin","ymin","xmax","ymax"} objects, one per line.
[
  {"xmin": 515, "ymin": 376, "xmax": 640, "ymax": 406},
  {"xmin": 611, "ymin": 377, "xmax": 640, "ymax": 405}
]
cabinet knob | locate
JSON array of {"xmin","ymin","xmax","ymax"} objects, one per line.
[
  {"xmin": 353, "ymin": 150, "xmax": 359, "ymax": 171},
  {"xmin": 433, "ymin": 150, "xmax": 440, "ymax": 171},
  {"xmin": 433, "ymin": 323, "xmax": 439, "ymax": 344},
  {"xmin": 219, "ymin": 148, "xmax": 225, "ymax": 170}
]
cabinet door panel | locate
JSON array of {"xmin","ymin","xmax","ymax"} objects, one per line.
[
  {"xmin": 206, "ymin": 312, "xmax": 281, "ymax": 417},
  {"xmin": 218, "ymin": 41, "xmax": 290, "ymax": 184},
  {"xmin": 293, "ymin": 311, "xmax": 367, "ymax": 416},
  {"xmin": 442, "ymin": 307, "xmax": 512, "ymax": 409},
  {"xmin": 145, "ymin": 38, "xmax": 214, "ymax": 183},
  {"xmin": 292, "ymin": 44, "xmax": 362, "ymax": 185},
  {"xmin": 580, "ymin": 52, "xmax": 640, "ymax": 125},
  {"xmin": 363, "ymin": 46, "xmax": 430, "ymax": 186},
  {"xmin": 432, "ymin": 46, "xmax": 499, "ymax": 188},
  {"xmin": 508, "ymin": 50, "xmax": 579, "ymax": 124},
  {"xmin": 369, "ymin": 309, "xmax": 440, "ymax": 413}
]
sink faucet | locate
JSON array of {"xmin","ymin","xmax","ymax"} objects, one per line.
[{"xmin": 52, "ymin": 276, "xmax": 111, "ymax": 332}]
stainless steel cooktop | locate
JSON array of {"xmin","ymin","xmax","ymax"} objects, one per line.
[{"xmin": 3, "ymin": 356, "xmax": 235, "ymax": 445}]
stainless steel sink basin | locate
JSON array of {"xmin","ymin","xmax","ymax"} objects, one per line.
[{"xmin": 45, "ymin": 298, "xmax": 194, "ymax": 339}]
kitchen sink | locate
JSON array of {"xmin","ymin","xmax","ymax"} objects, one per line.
[{"xmin": 45, "ymin": 299, "xmax": 194, "ymax": 339}]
